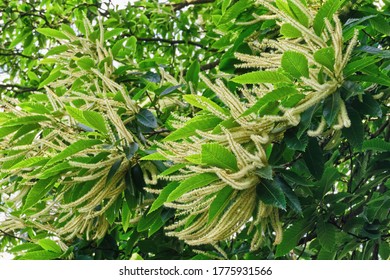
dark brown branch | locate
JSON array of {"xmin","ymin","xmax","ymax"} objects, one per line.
[
  {"xmin": 297, "ymin": 231, "xmax": 316, "ymax": 246},
  {"xmin": 0, "ymin": 229, "xmax": 30, "ymax": 242},
  {"xmin": 373, "ymin": 242, "xmax": 379, "ymax": 260},
  {"xmin": 183, "ymin": 59, "xmax": 220, "ymax": 76},
  {"xmin": 0, "ymin": 50, "xmax": 36, "ymax": 59},
  {"xmin": 0, "ymin": 84, "xmax": 40, "ymax": 94},
  {"xmin": 134, "ymin": 36, "xmax": 206, "ymax": 49},
  {"xmin": 171, "ymin": 0, "xmax": 215, "ymax": 11},
  {"xmin": 370, "ymin": 119, "xmax": 389, "ymax": 139},
  {"xmin": 12, "ymin": 10, "xmax": 53, "ymax": 28},
  {"xmin": 329, "ymin": 219, "xmax": 369, "ymax": 242},
  {"xmin": 144, "ymin": 129, "xmax": 170, "ymax": 136},
  {"xmin": 200, "ymin": 59, "xmax": 220, "ymax": 71}
]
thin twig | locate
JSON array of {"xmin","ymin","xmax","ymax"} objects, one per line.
[
  {"xmin": 170, "ymin": 0, "xmax": 215, "ymax": 11},
  {"xmin": 0, "ymin": 84, "xmax": 41, "ymax": 94},
  {"xmin": 370, "ymin": 119, "xmax": 389, "ymax": 139},
  {"xmin": 133, "ymin": 36, "xmax": 207, "ymax": 49},
  {"xmin": 0, "ymin": 229, "xmax": 30, "ymax": 242}
]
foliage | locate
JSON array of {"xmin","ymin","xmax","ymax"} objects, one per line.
[{"xmin": 0, "ymin": 0, "xmax": 389, "ymax": 260}]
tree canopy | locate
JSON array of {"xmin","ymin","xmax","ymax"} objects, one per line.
[{"xmin": 0, "ymin": 0, "xmax": 389, "ymax": 260}]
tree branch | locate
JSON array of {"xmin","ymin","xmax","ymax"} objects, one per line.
[
  {"xmin": 171, "ymin": 0, "xmax": 215, "ymax": 11},
  {"xmin": 370, "ymin": 119, "xmax": 389, "ymax": 139},
  {"xmin": 0, "ymin": 50, "xmax": 37, "ymax": 59},
  {"xmin": 0, "ymin": 84, "xmax": 40, "ymax": 94},
  {"xmin": 200, "ymin": 59, "xmax": 220, "ymax": 71},
  {"xmin": 0, "ymin": 229, "xmax": 30, "ymax": 242},
  {"xmin": 134, "ymin": 36, "xmax": 207, "ymax": 49},
  {"xmin": 183, "ymin": 59, "xmax": 220, "ymax": 76}
]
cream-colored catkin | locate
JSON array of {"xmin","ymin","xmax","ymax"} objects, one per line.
[{"xmin": 158, "ymin": 1, "xmax": 358, "ymax": 251}]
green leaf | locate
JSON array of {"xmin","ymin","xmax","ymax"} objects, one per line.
[
  {"xmin": 281, "ymin": 170, "xmax": 314, "ymax": 186},
  {"xmin": 76, "ymin": 57, "xmax": 95, "ymax": 70},
  {"xmin": 130, "ymin": 163, "xmax": 145, "ymax": 194},
  {"xmin": 219, "ymin": 0, "xmax": 250, "ymax": 24},
  {"xmin": 167, "ymin": 173, "xmax": 219, "ymax": 202},
  {"xmin": 19, "ymin": 250, "xmax": 61, "ymax": 260},
  {"xmin": 275, "ymin": 0, "xmax": 294, "ymax": 18},
  {"xmin": 137, "ymin": 208, "xmax": 162, "ymax": 232},
  {"xmin": 130, "ymin": 253, "xmax": 144, "ymax": 260},
  {"xmin": 201, "ymin": 143, "xmax": 238, "ymax": 171},
  {"xmin": 0, "ymin": 126, "xmax": 20, "ymax": 138},
  {"xmin": 148, "ymin": 212, "xmax": 167, "ymax": 237},
  {"xmin": 303, "ymin": 137, "xmax": 325, "ymax": 180},
  {"xmin": 37, "ymin": 239, "xmax": 62, "ymax": 253},
  {"xmin": 342, "ymin": 108, "xmax": 363, "ymax": 149},
  {"xmin": 313, "ymin": 0, "xmax": 346, "ymax": 36},
  {"xmin": 104, "ymin": 28, "xmax": 127, "ymax": 40},
  {"xmin": 361, "ymin": 139, "xmax": 390, "ymax": 152},
  {"xmin": 183, "ymin": 95, "xmax": 228, "ymax": 117},
  {"xmin": 111, "ymin": 38, "xmax": 127, "ymax": 57},
  {"xmin": 9, "ymin": 243, "xmax": 42, "ymax": 253},
  {"xmin": 2, "ymin": 115, "xmax": 50, "ymax": 127},
  {"xmin": 46, "ymin": 139, "xmax": 102, "ymax": 166},
  {"xmin": 242, "ymin": 86, "xmax": 299, "ymax": 116},
  {"xmin": 256, "ymin": 179, "xmax": 286, "ymax": 210},
  {"xmin": 349, "ymin": 74, "xmax": 390, "ymax": 87},
  {"xmin": 379, "ymin": 240, "xmax": 390, "ymax": 260},
  {"xmin": 370, "ymin": 16, "xmax": 390, "ymax": 36},
  {"xmin": 314, "ymin": 47, "xmax": 335, "ymax": 71},
  {"xmin": 185, "ymin": 154, "xmax": 202, "ymax": 164},
  {"xmin": 9, "ymin": 28, "xmax": 32, "ymax": 49},
  {"xmin": 208, "ymin": 186, "xmax": 234, "ymax": 223},
  {"xmin": 61, "ymin": 24, "xmax": 76, "ymax": 36},
  {"xmin": 317, "ymin": 166, "xmax": 341, "ymax": 197},
  {"xmin": 66, "ymin": 106, "xmax": 87, "ymax": 124},
  {"xmin": 281, "ymin": 51, "xmax": 309, "ymax": 78},
  {"xmin": 285, "ymin": 129, "xmax": 308, "ymax": 152},
  {"xmin": 159, "ymin": 164, "xmax": 186, "ymax": 177},
  {"xmin": 105, "ymin": 197, "xmax": 121, "ymax": 225},
  {"xmin": 343, "ymin": 56, "xmax": 380, "ymax": 77},
  {"xmin": 185, "ymin": 60, "xmax": 200, "ymax": 89},
  {"xmin": 136, "ymin": 109, "xmax": 157, "ymax": 128},
  {"xmin": 287, "ymin": 0, "xmax": 309, "ymax": 27},
  {"xmin": 39, "ymin": 69, "xmax": 61, "ymax": 88},
  {"xmin": 160, "ymin": 84, "xmax": 182, "ymax": 96},
  {"xmin": 23, "ymin": 178, "xmax": 54, "ymax": 211},
  {"xmin": 7, "ymin": 157, "xmax": 48, "ymax": 170},
  {"xmin": 149, "ymin": 182, "xmax": 179, "ymax": 214},
  {"xmin": 317, "ymin": 248, "xmax": 336, "ymax": 260},
  {"xmin": 83, "ymin": 111, "xmax": 108, "ymax": 134},
  {"xmin": 126, "ymin": 36, "xmax": 137, "ymax": 50},
  {"xmin": 351, "ymin": 94, "xmax": 382, "ymax": 117},
  {"xmin": 275, "ymin": 217, "xmax": 313, "ymax": 257},
  {"xmin": 280, "ymin": 23, "xmax": 302, "ymax": 38},
  {"xmin": 163, "ymin": 115, "xmax": 222, "ymax": 142},
  {"xmin": 46, "ymin": 45, "xmax": 69, "ymax": 57},
  {"xmin": 323, "ymin": 91, "xmax": 341, "ymax": 125},
  {"xmin": 232, "ymin": 70, "xmax": 291, "ymax": 84},
  {"xmin": 212, "ymin": 117, "xmax": 239, "ymax": 134},
  {"xmin": 37, "ymin": 28, "xmax": 69, "ymax": 40},
  {"xmin": 105, "ymin": 158, "xmax": 123, "ymax": 187},
  {"xmin": 121, "ymin": 202, "xmax": 132, "ymax": 232},
  {"xmin": 277, "ymin": 176, "xmax": 302, "ymax": 215},
  {"xmin": 39, "ymin": 162, "xmax": 73, "ymax": 179},
  {"xmin": 317, "ymin": 220, "xmax": 336, "ymax": 251},
  {"xmin": 140, "ymin": 152, "xmax": 168, "ymax": 161},
  {"xmin": 255, "ymin": 166, "xmax": 273, "ymax": 180}
]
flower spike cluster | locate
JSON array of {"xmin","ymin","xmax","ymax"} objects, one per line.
[
  {"xmin": 0, "ymin": 17, "xmax": 147, "ymax": 242},
  {"xmin": 154, "ymin": 0, "xmax": 358, "ymax": 251}
]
